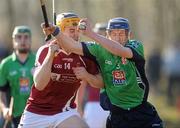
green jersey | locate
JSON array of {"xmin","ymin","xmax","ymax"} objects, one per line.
[
  {"xmin": 0, "ymin": 52, "xmax": 35, "ymax": 117},
  {"xmin": 82, "ymin": 40, "xmax": 149, "ymax": 110}
]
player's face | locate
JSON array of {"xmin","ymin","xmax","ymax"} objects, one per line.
[
  {"xmin": 63, "ymin": 26, "xmax": 79, "ymax": 41},
  {"xmin": 13, "ymin": 33, "xmax": 31, "ymax": 54},
  {"xmin": 107, "ymin": 29, "xmax": 129, "ymax": 46}
]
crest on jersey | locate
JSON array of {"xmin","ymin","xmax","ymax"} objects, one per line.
[
  {"xmin": 121, "ymin": 57, "xmax": 127, "ymax": 65},
  {"xmin": 19, "ymin": 78, "xmax": 30, "ymax": 93},
  {"xmin": 112, "ymin": 70, "xmax": 126, "ymax": 85}
]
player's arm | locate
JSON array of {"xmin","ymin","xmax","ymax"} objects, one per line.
[
  {"xmin": 88, "ymin": 31, "xmax": 133, "ymax": 58},
  {"xmin": 79, "ymin": 19, "xmax": 133, "ymax": 58},
  {"xmin": 0, "ymin": 90, "xmax": 11, "ymax": 120},
  {"xmin": 87, "ymin": 73, "xmax": 104, "ymax": 88},
  {"xmin": 0, "ymin": 84, "xmax": 9, "ymax": 112},
  {"xmin": 0, "ymin": 92, "xmax": 6, "ymax": 109},
  {"xmin": 0, "ymin": 62, "xmax": 11, "ymax": 120},
  {"xmin": 41, "ymin": 23, "xmax": 84, "ymax": 56},
  {"xmin": 73, "ymin": 67, "xmax": 104, "ymax": 88},
  {"xmin": 55, "ymin": 31, "xmax": 84, "ymax": 56},
  {"xmin": 75, "ymin": 81, "xmax": 87, "ymax": 117},
  {"xmin": 33, "ymin": 43, "xmax": 59, "ymax": 91}
]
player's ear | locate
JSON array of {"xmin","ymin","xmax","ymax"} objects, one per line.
[
  {"xmin": 106, "ymin": 30, "xmax": 110, "ymax": 38},
  {"xmin": 129, "ymin": 31, "xmax": 133, "ymax": 39}
]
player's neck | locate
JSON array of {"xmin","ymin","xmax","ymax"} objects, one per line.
[
  {"xmin": 16, "ymin": 52, "xmax": 29, "ymax": 63},
  {"xmin": 61, "ymin": 48, "xmax": 71, "ymax": 55}
]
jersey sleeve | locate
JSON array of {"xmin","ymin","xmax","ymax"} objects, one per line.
[
  {"xmin": 0, "ymin": 60, "xmax": 8, "ymax": 87},
  {"xmin": 125, "ymin": 40, "xmax": 145, "ymax": 62},
  {"xmin": 81, "ymin": 42, "xmax": 100, "ymax": 60},
  {"xmin": 82, "ymin": 56, "xmax": 99, "ymax": 75},
  {"xmin": 34, "ymin": 45, "xmax": 49, "ymax": 67}
]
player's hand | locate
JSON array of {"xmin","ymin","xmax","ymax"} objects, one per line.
[
  {"xmin": 48, "ymin": 40, "xmax": 59, "ymax": 56},
  {"xmin": 41, "ymin": 23, "xmax": 56, "ymax": 36},
  {"xmin": 78, "ymin": 18, "xmax": 93, "ymax": 36},
  {"xmin": 73, "ymin": 67, "xmax": 88, "ymax": 80},
  {"xmin": 2, "ymin": 107, "xmax": 12, "ymax": 121}
]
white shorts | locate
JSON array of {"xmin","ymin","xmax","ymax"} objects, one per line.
[
  {"xmin": 18, "ymin": 109, "xmax": 80, "ymax": 128},
  {"xmin": 84, "ymin": 102, "xmax": 109, "ymax": 128}
]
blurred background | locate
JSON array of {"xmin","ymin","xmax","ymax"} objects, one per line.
[{"xmin": 0, "ymin": 0, "xmax": 180, "ymax": 127}]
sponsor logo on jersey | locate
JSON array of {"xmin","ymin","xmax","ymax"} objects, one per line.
[
  {"xmin": 9, "ymin": 70, "xmax": 17, "ymax": 76},
  {"xmin": 62, "ymin": 58, "xmax": 73, "ymax": 62},
  {"xmin": 54, "ymin": 64, "xmax": 63, "ymax": 69},
  {"xmin": 54, "ymin": 63, "xmax": 71, "ymax": 70},
  {"xmin": 112, "ymin": 70, "xmax": 126, "ymax": 85},
  {"xmin": 19, "ymin": 77, "xmax": 30, "ymax": 93},
  {"xmin": 51, "ymin": 73, "xmax": 78, "ymax": 83},
  {"xmin": 105, "ymin": 60, "xmax": 112, "ymax": 65}
]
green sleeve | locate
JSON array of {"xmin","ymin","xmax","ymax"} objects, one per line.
[
  {"xmin": 85, "ymin": 42, "xmax": 101, "ymax": 58},
  {"xmin": 126, "ymin": 40, "xmax": 144, "ymax": 58},
  {"xmin": 0, "ymin": 60, "xmax": 8, "ymax": 87}
]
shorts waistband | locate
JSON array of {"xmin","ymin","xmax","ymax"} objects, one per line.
[{"xmin": 111, "ymin": 102, "xmax": 147, "ymax": 114}]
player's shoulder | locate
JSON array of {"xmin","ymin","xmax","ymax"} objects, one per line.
[
  {"xmin": 83, "ymin": 41, "xmax": 102, "ymax": 51},
  {"xmin": 38, "ymin": 42, "xmax": 49, "ymax": 51},
  {"xmin": 126, "ymin": 40, "xmax": 143, "ymax": 49},
  {"xmin": 36, "ymin": 43, "xmax": 49, "ymax": 56},
  {"xmin": 126, "ymin": 40, "xmax": 145, "ymax": 57},
  {"xmin": 29, "ymin": 51, "xmax": 36, "ymax": 58},
  {"xmin": 83, "ymin": 41, "xmax": 97, "ymax": 46},
  {"xmin": 0, "ymin": 54, "xmax": 14, "ymax": 66}
]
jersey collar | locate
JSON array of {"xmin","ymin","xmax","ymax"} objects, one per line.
[{"xmin": 12, "ymin": 52, "xmax": 31, "ymax": 65}]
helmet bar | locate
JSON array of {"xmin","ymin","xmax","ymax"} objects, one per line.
[
  {"xmin": 107, "ymin": 22, "xmax": 129, "ymax": 30},
  {"xmin": 107, "ymin": 17, "xmax": 130, "ymax": 30},
  {"xmin": 56, "ymin": 17, "xmax": 80, "ymax": 32},
  {"xmin": 12, "ymin": 26, "xmax": 31, "ymax": 38}
]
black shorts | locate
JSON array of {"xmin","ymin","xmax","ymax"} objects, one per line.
[
  {"xmin": 106, "ymin": 102, "xmax": 163, "ymax": 128},
  {"xmin": 12, "ymin": 116, "xmax": 21, "ymax": 128}
]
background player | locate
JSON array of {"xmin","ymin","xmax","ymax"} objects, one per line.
[{"xmin": 0, "ymin": 26, "xmax": 35, "ymax": 128}]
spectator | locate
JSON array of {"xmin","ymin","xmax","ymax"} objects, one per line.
[
  {"xmin": 162, "ymin": 41, "xmax": 180, "ymax": 105},
  {"xmin": 147, "ymin": 48, "xmax": 162, "ymax": 94}
]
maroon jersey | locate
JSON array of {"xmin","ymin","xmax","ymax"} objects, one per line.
[
  {"xmin": 87, "ymin": 86, "xmax": 100, "ymax": 102},
  {"xmin": 26, "ymin": 43, "xmax": 98, "ymax": 115}
]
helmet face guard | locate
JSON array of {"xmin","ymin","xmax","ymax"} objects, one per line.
[
  {"xmin": 56, "ymin": 12, "xmax": 80, "ymax": 32},
  {"xmin": 106, "ymin": 17, "xmax": 130, "ymax": 31}
]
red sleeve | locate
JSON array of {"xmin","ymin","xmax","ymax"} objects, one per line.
[
  {"xmin": 35, "ymin": 45, "xmax": 49, "ymax": 67},
  {"xmin": 82, "ymin": 56, "xmax": 99, "ymax": 75}
]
